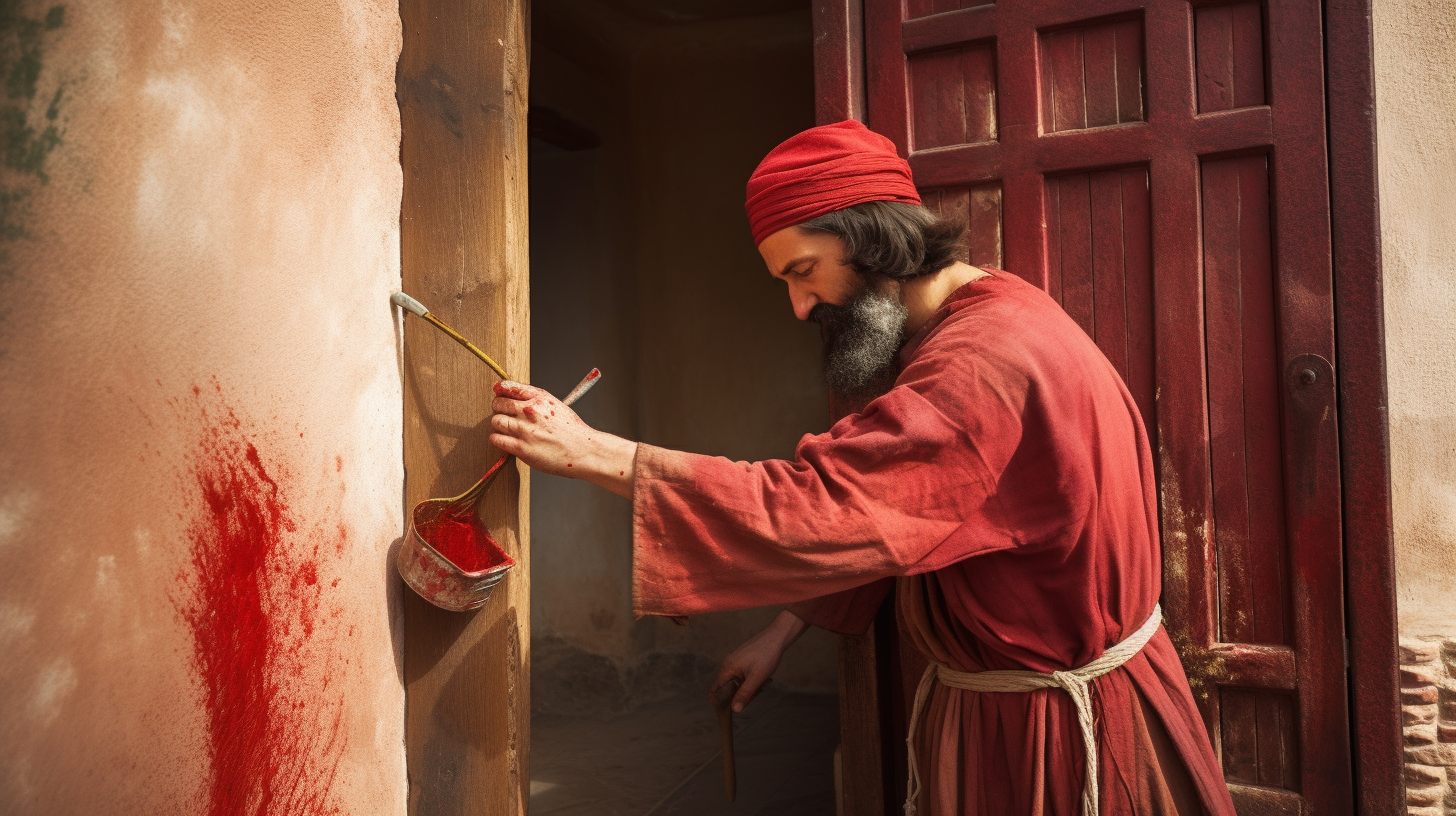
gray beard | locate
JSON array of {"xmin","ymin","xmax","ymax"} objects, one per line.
[{"xmin": 812, "ymin": 281, "xmax": 909, "ymax": 404}]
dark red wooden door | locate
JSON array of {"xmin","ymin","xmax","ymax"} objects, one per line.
[{"xmin": 835, "ymin": 0, "xmax": 1353, "ymax": 812}]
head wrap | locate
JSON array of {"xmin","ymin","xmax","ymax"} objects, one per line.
[{"xmin": 744, "ymin": 120, "xmax": 922, "ymax": 246}]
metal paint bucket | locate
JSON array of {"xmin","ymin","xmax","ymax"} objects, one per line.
[{"xmin": 396, "ymin": 456, "xmax": 516, "ymax": 612}]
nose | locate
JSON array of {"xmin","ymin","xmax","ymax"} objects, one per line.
[{"xmin": 789, "ymin": 286, "xmax": 819, "ymax": 322}]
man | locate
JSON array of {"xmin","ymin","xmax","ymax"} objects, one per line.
[{"xmin": 489, "ymin": 121, "xmax": 1235, "ymax": 816}]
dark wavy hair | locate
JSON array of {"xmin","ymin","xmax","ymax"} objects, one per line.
[{"xmin": 799, "ymin": 200, "xmax": 965, "ymax": 280}]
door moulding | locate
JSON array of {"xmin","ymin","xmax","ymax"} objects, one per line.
[{"xmin": 1325, "ymin": 0, "xmax": 1403, "ymax": 813}]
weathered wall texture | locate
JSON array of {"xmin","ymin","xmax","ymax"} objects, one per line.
[
  {"xmin": 1397, "ymin": 638, "xmax": 1456, "ymax": 815},
  {"xmin": 0, "ymin": 1, "xmax": 406, "ymax": 812},
  {"xmin": 1376, "ymin": 0, "xmax": 1456, "ymax": 638},
  {"xmin": 531, "ymin": 1, "xmax": 839, "ymax": 712},
  {"xmin": 1376, "ymin": 2, "xmax": 1456, "ymax": 811}
]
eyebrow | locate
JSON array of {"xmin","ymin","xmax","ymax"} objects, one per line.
[{"xmin": 776, "ymin": 256, "xmax": 816, "ymax": 278}]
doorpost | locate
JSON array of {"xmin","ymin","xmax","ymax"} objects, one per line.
[
  {"xmin": 814, "ymin": 5, "xmax": 898, "ymax": 814},
  {"xmin": 398, "ymin": 0, "xmax": 532, "ymax": 813},
  {"xmin": 813, "ymin": 0, "xmax": 866, "ymax": 124},
  {"xmin": 1326, "ymin": 0, "xmax": 1403, "ymax": 812}
]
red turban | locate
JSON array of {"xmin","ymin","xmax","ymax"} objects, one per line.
[{"xmin": 745, "ymin": 120, "xmax": 922, "ymax": 246}]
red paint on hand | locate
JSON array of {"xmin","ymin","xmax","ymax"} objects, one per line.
[{"xmin": 524, "ymin": 406, "xmax": 537, "ymax": 419}]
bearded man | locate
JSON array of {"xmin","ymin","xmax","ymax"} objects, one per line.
[{"xmin": 489, "ymin": 121, "xmax": 1236, "ymax": 816}]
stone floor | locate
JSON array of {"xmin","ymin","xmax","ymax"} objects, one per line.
[{"xmin": 530, "ymin": 688, "xmax": 839, "ymax": 816}]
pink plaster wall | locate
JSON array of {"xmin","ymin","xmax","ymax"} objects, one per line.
[{"xmin": 0, "ymin": 1, "xmax": 406, "ymax": 812}]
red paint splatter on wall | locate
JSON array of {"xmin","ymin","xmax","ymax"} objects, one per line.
[{"xmin": 178, "ymin": 385, "xmax": 344, "ymax": 816}]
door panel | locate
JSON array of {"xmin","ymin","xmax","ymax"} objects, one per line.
[
  {"xmin": 1221, "ymin": 687, "xmax": 1300, "ymax": 790},
  {"xmin": 908, "ymin": 44, "xmax": 997, "ymax": 149},
  {"xmin": 1039, "ymin": 16, "xmax": 1145, "ymax": 133},
  {"xmin": 1193, "ymin": 3, "xmax": 1266, "ymax": 113},
  {"xmin": 1200, "ymin": 153, "xmax": 1291, "ymax": 649},
  {"xmin": 922, "ymin": 183, "xmax": 1004, "ymax": 269},
  {"xmin": 856, "ymin": 0, "xmax": 1351, "ymax": 812},
  {"xmin": 1044, "ymin": 166, "xmax": 1156, "ymax": 429},
  {"xmin": 906, "ymin": 0, "xmax": 985, "ymax": 18}
]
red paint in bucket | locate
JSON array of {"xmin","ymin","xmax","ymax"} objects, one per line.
[{"xmin": 416, "ymin": 513, "xmax": 509, "ymax": 573}]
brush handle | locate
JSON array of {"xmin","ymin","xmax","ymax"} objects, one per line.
[
  {"xmin": 562, "ymin": 368, "xmax": 602, "ymax": 405},
  {"xmin": 391, "ymin": 291, "xmax": 429, "ymax": 316},
  {"xmin": 449, "ymin": 367, "xmax": 604, "ymax": 510},
  {"xmin": 421, "ymin": 314, "xmax": 511, "ymax": 380},
  {"xmin": 392, "ymin": 291, "xmax": 511, "ymax": 380}
]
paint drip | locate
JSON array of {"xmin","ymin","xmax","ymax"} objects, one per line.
[{"xmin": 178, "ymin": 385, "xmax": 342, "ymax": 815}]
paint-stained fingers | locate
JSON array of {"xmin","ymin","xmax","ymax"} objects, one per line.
[
  {"xmin": 493, "ymin": 397, "xmax": 562, "ymax": 426},
  {"xmin": 489, "ymin": 413, "xmax": 525, "ymax": 437},
  {"xmin": 491, "ymin": 395, "xmax": 524, "ymax": 416},
  {"xmin": 492, "ymin": 380, "xmax": 549, "ymax": 401},
  {"xmin": 488, "ymin": 433, "xmax": 523, "ymax": 455}
]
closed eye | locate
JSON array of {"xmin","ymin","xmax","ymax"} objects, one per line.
[{"xmin": 775, "ymin": 256, "xmax": 818, "ymax": 280}]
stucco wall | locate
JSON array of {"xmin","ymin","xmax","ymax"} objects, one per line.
[
  {"xmin": 1377, "ymin": 5, "xmax": 1456, "ymax": 811},
  {"xmin": 1375, "ymin": 0, "xmax": 1456, "ymax": 638},
  {"xmin": 0, "ymin": 1, "xmax": 406, "ymax": 812},
  {"xmin": 530, "ymin": 3, "xmax": 840, "ymax": 712}
]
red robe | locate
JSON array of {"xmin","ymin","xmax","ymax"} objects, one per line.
[{"xmin": 630, "ymin": 269, "xmax": 1236, "ymax": 816}]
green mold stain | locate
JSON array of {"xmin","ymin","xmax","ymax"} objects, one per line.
[{"xmin": 0, "ymin": 1, "xmax": 65, "ymax": 246}]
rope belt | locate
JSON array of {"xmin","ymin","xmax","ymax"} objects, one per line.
[{"xmin": 903, "ymin": 605, "xmax": 1162, "ymax": 816}]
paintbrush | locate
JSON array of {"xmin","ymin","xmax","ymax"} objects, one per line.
[{"xmin": 391, "ymin": 291, "xmax": 510, "ymax": 380}]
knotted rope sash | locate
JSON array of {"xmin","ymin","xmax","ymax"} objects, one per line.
[{"xmin": 903, "ymin": 605, "xmax": 1163, "ymax": 816}]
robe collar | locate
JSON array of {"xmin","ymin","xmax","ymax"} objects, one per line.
[{"xmin": 897, "ymin": 267, "xmax": 1005, "ymax": 368}]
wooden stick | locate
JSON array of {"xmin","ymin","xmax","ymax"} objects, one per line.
[{"xmin": 711, "ymin": 678, "xmax": 740, "ymax": 802}]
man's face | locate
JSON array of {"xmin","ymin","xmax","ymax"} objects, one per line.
[{"xmin": 759, "ymin": 226, "xmax": 909, "ymax": 402}]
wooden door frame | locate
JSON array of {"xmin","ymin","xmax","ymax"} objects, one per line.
[
  {"xmin": 1325, "ymin": 1, "xmax": 1403, "ymax": 813},
  {"xmin": 815, "ymin": 1, "xmax": 1402, "ymax": 813},
  {"xmin": 398, "ymin": 0, "xmax": 532, "ymax": 813}
]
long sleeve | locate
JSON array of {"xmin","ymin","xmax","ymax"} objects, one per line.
[
  {"xmin": 786, "ymin": 579, "xmax": 893, "ymax": 636},
  {"xmin": 631, "ymin": 312, "xmax": 1034, "ymax": 619},
  {"xmin": 628, "ymin": 269, "xmax": 1236, "ymax": 815}
]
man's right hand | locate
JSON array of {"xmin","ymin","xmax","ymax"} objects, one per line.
[
  {"xmin": 711, "ymin": 609, "xmax": 811, "ymax": 713},
  {"xmin": 489, "ymin": 380, "xmax": 638, "ymax": 498}
]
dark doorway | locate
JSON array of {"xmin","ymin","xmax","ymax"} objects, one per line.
[{"xmin": 528, "ymin": 2, "xmax": 841, "ymax": 813}]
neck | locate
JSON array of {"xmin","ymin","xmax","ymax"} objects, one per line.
[{"xmin": 899, "ymin": 262, "xmax": 987, "ymax": 334}]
